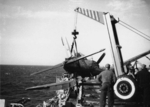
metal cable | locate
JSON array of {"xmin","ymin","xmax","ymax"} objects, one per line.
[
  {"xmin": 118, "ymin": 20, "xmax": 150, "ymax": 42},
  {"xmin": 74, "ymin": 9, "xmax": 78, "ymax": 30},
  {"xmin": 120, "ymin": 20, "xmax": 150, "ymax": 38}
]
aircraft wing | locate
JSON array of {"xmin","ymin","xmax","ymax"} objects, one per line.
[
  {"xmin": 124, "ymin": 50, "xmax": 150, "ymax": 65},
  {"xmin": 26, "ymin": 79, "xmax": 76, "ymax": 91},
  {"xmin": 30, "ymin": 63, "xmax": 64, "ymax": 76}
]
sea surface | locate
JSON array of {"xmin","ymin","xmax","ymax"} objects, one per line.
[{"xmin": 0, "ymin": 65, "xmax": 65, "ymax": 107}]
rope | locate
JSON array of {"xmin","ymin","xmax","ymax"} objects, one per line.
[{"xmin": 118, "ymin": 20, "xmax": 150, "ymax": 42}]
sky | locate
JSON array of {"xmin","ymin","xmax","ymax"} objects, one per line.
[{"xmin": 0, "ymin": 0, "xmax": 150, "ymax": 66}]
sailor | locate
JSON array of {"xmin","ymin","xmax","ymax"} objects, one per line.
[
  {"xmin": 97, "ymin": 64, "xmax": 116, "ymax": 107},
  {"xmin": 126, "ymin": 62, "xmax": 135, "ymax": 78},
  {"xmin": 136, "ymin": 64, "xmax": 150, "ymax": 107}
]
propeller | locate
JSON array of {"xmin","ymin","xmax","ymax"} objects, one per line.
[
  {"xmin": 97, "ymin": 53, "xmax": 106, "ymax": 64},
  {"xmin": 30, "ymin": 48, "xmax": 105, "ymax": 76}
]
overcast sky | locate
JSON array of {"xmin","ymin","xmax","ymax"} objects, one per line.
[{"xmin": 0, "ymin": 0, "xmax": 150, "ymax": 66}]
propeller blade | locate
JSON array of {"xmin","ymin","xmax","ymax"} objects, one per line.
[
  {"xmin": 30, "ymin": 63, "xmax": 64, "ymax": 76},
  {"xmin": 65, "ymin": 48, "xmax": 105, "ymax": 64},
  {"xmin": 97, "ymin": 53, "xmax": 106, "ymax": 64},
  {"xmin": 26, "ymin": 79, "xmax": 76, "ymax": 91}
]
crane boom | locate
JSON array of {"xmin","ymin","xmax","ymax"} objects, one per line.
[{"xmin": 104, "ymin": 13, "xmax": 125, "ymax": 77}]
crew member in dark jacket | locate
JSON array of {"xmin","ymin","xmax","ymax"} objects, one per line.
[
  {"xmin": 97, "ymin": 64, "xmax": 116, "ymax": 107},
  {"xmin": 136, "ymin": 64, "xmax": 150, "ymax": 107}
]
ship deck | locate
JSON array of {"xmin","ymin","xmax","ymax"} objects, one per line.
[{"xmin": 67, "ymin": 80, "xmax": 143, "ymax": 107}]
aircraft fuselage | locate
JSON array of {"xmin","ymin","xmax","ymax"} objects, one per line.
[{"xmin": 64, "ymin": 59, "xmax": 102, "ymax": 77}]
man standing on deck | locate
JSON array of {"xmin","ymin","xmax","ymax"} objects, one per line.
[
  {"xmin": 126, "ymin": 62, "xmax": 135, "ymax": 78},
  {"xmin": 136, "ymin": 64, "xmax": 150, "ymax": 107},
  {"xmin": 97, "ymin": 64, "xmax": 116, "ymax": 107}
]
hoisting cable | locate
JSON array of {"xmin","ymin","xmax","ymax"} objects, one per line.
[
  {"xmin": 118, "ymin": 20, "xmax": 150, "ymax": 42},
  {"xmin": 74, "ymin": 7, "xmax": 79, "ymax": 30},
  {"xmin": 120, "ymin": 20, "xmax": 150, "ymax": 39}
]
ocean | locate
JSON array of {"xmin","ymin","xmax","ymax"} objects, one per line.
[{"xmin": 0, "ymin": 65, "xmax": 65, "ymax": 107}]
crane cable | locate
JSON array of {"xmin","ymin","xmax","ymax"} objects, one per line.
[
  {"xmin": 74, "ymin": 8, "xmax": 78, "ymax": 30},
  {"xmin": 118, "ymin": 20, "xmax": 150, "ymax": 42}
]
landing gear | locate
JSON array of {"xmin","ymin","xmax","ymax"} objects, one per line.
[{"xmin": 114, "ymin": 76, "xmax": 137, "ymax": 100}]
